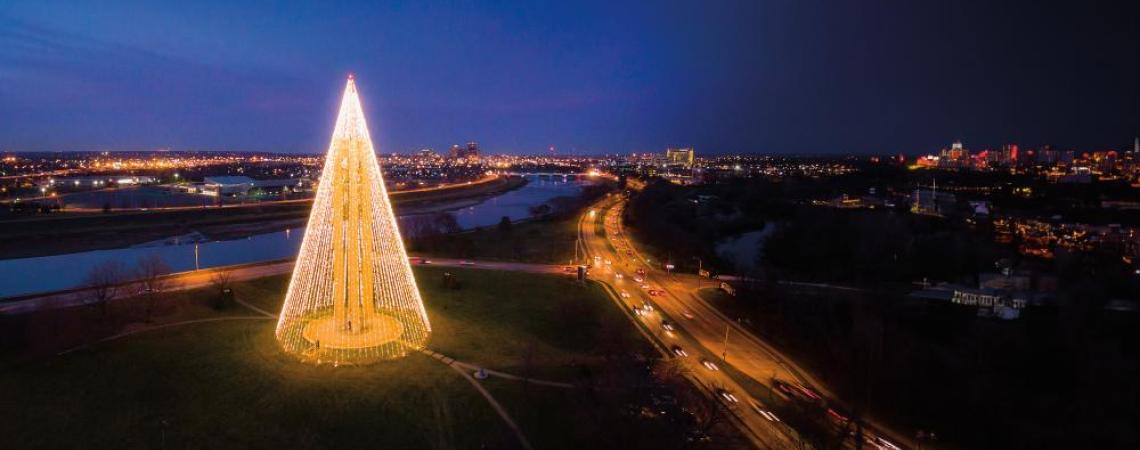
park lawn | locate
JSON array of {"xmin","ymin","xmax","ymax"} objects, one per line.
[
  {"xmin": 0, "ymin": 265, "xmax": 650, "ymax": 449},
  {"xmin": 0, "ymin": 320, "xmax": 515, "ymax": 449},
  {"xmin": 235, "ymin": 266, "xmax": 647, "ymax": 380},
  {"xmin": 0, "ymin": 283, "xmax": 255, "ymax": 360},
  {"xmin": 413, "ymin": 214, "xmax": 582, "ymax": 265}
]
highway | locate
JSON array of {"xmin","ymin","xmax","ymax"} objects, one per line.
[
  {"xmin": 577, "ymin": 196, "xmax": 802, "ymax": 449},
  {"xmin": 578, "ymin": 195, "xmax": 909, "ymax": 450}
]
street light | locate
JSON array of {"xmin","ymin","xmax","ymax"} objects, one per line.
[
  {"xmin": 723, "ymin": 323, "xmax": 730, "ymax": 361},
  {"xmin": 694, "ymin": 257, "xmax": 703, "ymax": 290}
]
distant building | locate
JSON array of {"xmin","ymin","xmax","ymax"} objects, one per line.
[
  {"xmin": 465, "ymin": 142, "xmax": 480, "ymax": 161},
  {"xmin": 666, "ymin": 147, "xmax": 695, "ymax": 166},
  {"xmin": 911, "ymin": 283, "xmax": 1027, "ymax": 320},
  {"xmin": 416, "ymin": 148, "xmax": 436, "ymax": 159},
  {"xmin": 450, "ymin": 142, "xmax": 480, "ymax": 161},
  {"xmin": 201, "ymin": 176, "xmax": 305, "ymax": 197},
  {"xmin": 115, "ymin": 176, "xmax": 158, "ymax": 185},
  {"xmin": 42, "ymin": 175, "xmax": 155, "ymax": 189},
  {"xmin": 203, "ymin": 176, "xmax": 255, "ymax": 196},
  {"xmin": 938, "ymin": 141, "xmax": 970, "ymax": 168}
]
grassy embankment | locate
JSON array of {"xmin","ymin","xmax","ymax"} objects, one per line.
[
  {"xmin": 0, "ymin": 176, "xmax": 526, "ymax": 259},
  {"xmin": 0, "ymin": 266, "xmax": 665, "ymax": 450},
  {"xmin": 412, "ymin": 214, "xmax": 582, "ymax": 265}
]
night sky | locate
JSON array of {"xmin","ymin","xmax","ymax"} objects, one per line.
[{"xmin": 1, "ymin": 1, "xmax": 1138, "ymax": 155}]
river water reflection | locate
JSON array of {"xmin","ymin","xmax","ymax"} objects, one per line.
[{"xmin": 0, "ymin": 175, "xmax": 590, "ymax": 298}]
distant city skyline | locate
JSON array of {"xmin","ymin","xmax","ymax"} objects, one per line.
[
  {"xmin": 2, "ymin": 1, "xmax": 1138, "ymax": 155},
  {"xmin": 4, "ymin": 137, "xmax": 1140, "ymax": 158}
]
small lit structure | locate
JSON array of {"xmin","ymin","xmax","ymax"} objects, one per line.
[
  {"xmin": 203, "ymin": 176, "xmax": 255, "ymax": 196},
  {"xmin": 276, "ymin": 76, "xmax": 431, "ymax": 364}
]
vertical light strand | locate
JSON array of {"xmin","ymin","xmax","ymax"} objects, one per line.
[{"xmin": 275, "ymin": 76, "xmax": 432, "ymax": 365}]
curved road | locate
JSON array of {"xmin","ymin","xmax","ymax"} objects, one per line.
[{"xmin": 580, "ymin": 196, "xmax": 911, "ymax": 450}]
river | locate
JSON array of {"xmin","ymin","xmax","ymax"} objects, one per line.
[
  {"xmin": 0, "ymin": 175, "xmax": 590, "ymax": 298},
  {"xmin": 715, "ymin": 223, "xmax": 775, "ymax": 275}
]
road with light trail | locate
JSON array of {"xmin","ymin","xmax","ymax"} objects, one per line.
[{"xmin": 580, "ymin": 195, "xmax": 912, "ymax": 450}]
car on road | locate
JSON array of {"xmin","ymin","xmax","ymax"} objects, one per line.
[
  {"xmin": 749, "ymin": 402, "xmax": 780, "ymax": 422},
  {"xmin": 459, "ymin": 260, "xmax": 475, "ymax": 265},
  {"xmin": 620, "ymin": 291, "xmax": 631, "ymax": 298},
  {"xmin": 614, "ymin": 273, "xmax": 623, "ymax": 280},
  {"xmin": 635, "ymin": 268, "xmax": 646, "ymax": 275},
  {"xmin": 826, "ymin": 408, "xmax": 850, "ymax": 427},
  {"xmin": 605, "ymin": 259, "xmax": 612, "ymax": 265},
  {"xmin": 642, "ymin": 302, "xmax": 654, "ymax": 312},
  {"xmin": 661, "ymin": 320, "xmax": 675, "ymax": 331},
  {"xmin": 716, "ymin": 389, "xmax": 739, "ymax": 404},
  {"xmin": 700, "ymin": 358, "xmax": 719, "ymax": 371},
  {"xmin": 648, "ymin": 289, "xmax": 663, "ymax": 296},
  {"xmin": 774, "ymin": 381, "xmax": 823, "ymax": 403},
  {"xmin": 563, "ymin": 266, "xmax": 577, "ymax": 273},
  {"xmin": 681, "ymin": 311, "xmax": 695, "ymax": 320},
  {"xmin": 633, "ymin": 276, "xmax": 644, "ymax": 283},
  {"xmin": 671, "ymin": 345, "xmax": 688, "ymax": 357},
  {"xmin": 867, "ymin": 436, "xmax": 901, "ymax": 450}
]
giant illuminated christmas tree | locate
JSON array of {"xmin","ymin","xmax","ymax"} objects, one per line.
[{"xmin": 275, "ymin": 76, "xmax": 431, "ymax": 364}]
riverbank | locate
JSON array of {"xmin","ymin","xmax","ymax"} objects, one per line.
[{"xmin": 0, "ymin": 176, "xmax": 527, "ymax": 260}]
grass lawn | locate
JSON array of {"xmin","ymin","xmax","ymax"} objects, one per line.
[
  {"xmin": 0, "ymin": 266, "xmax": 659, "ymax": 449},
  {"xmin": 0, "ymin": 320, "xmax": 514, "ymax": 449},
  {"xmin": 413, "ymin": 214, "xmax": 582, "ymax": 265},
  {"xmin": 240, "ymin": 266, "xmax": 647, "ymax": 379}
]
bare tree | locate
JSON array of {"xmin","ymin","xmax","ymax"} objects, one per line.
[
  {"xmin": 685, "ymin": 382, "xmax": 735, "ymax": 444},
  {"xmin": 209, "ymin": 270, "xmax": 232, "ymax": 293},
  {"xmin": 651, "ymin": 361, "xmax": 737, "ymax": 447},
  {"xmin": 136, "ymin": 253, "xmax": 173, "ymax": 322},
  {"xmin": 208, "ymin": 270, "xmax": 234, "ymax": 309},
  {"xmin": 83, "ymin": 260, "xmax": 127, "ymax": 327}
]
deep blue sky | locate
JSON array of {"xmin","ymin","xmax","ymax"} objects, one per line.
[{"xmin": 1, "ymin": 1, "xmax": 1138, "ymax": 155}]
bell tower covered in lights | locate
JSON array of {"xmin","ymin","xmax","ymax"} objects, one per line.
[{"xmin": 275, "ymin": 76, "xmax": 431, "ymax": 364}]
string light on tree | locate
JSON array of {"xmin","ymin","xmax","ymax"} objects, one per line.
[{"xmin": 275, "ymin": 76, "xmax": 431, "ymax": 365}]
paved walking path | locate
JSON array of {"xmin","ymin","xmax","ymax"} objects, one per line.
[{"xmin": 1, "ymin": 257, "xmax": 564, "ymax": 315}]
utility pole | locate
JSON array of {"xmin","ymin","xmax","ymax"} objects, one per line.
[
  {"xmin": 722, "ymin": 323, "xmax": 730, "ymax": 362},
  {"xmin": 695, "ymin": 257, "xmax": 703, "ymax": 290},
  {"xmin": 574, "ymin": 237, "xmax": 579, "ymax": 264}
]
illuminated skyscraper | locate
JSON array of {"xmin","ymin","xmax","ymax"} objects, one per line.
[
  {"xmin": 666, "ymin": 147, "xmax": 695, "ymax": 166},
  {"xmin": 276, "ymin": 76, "xmax": 431, "ymax": 365}
]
